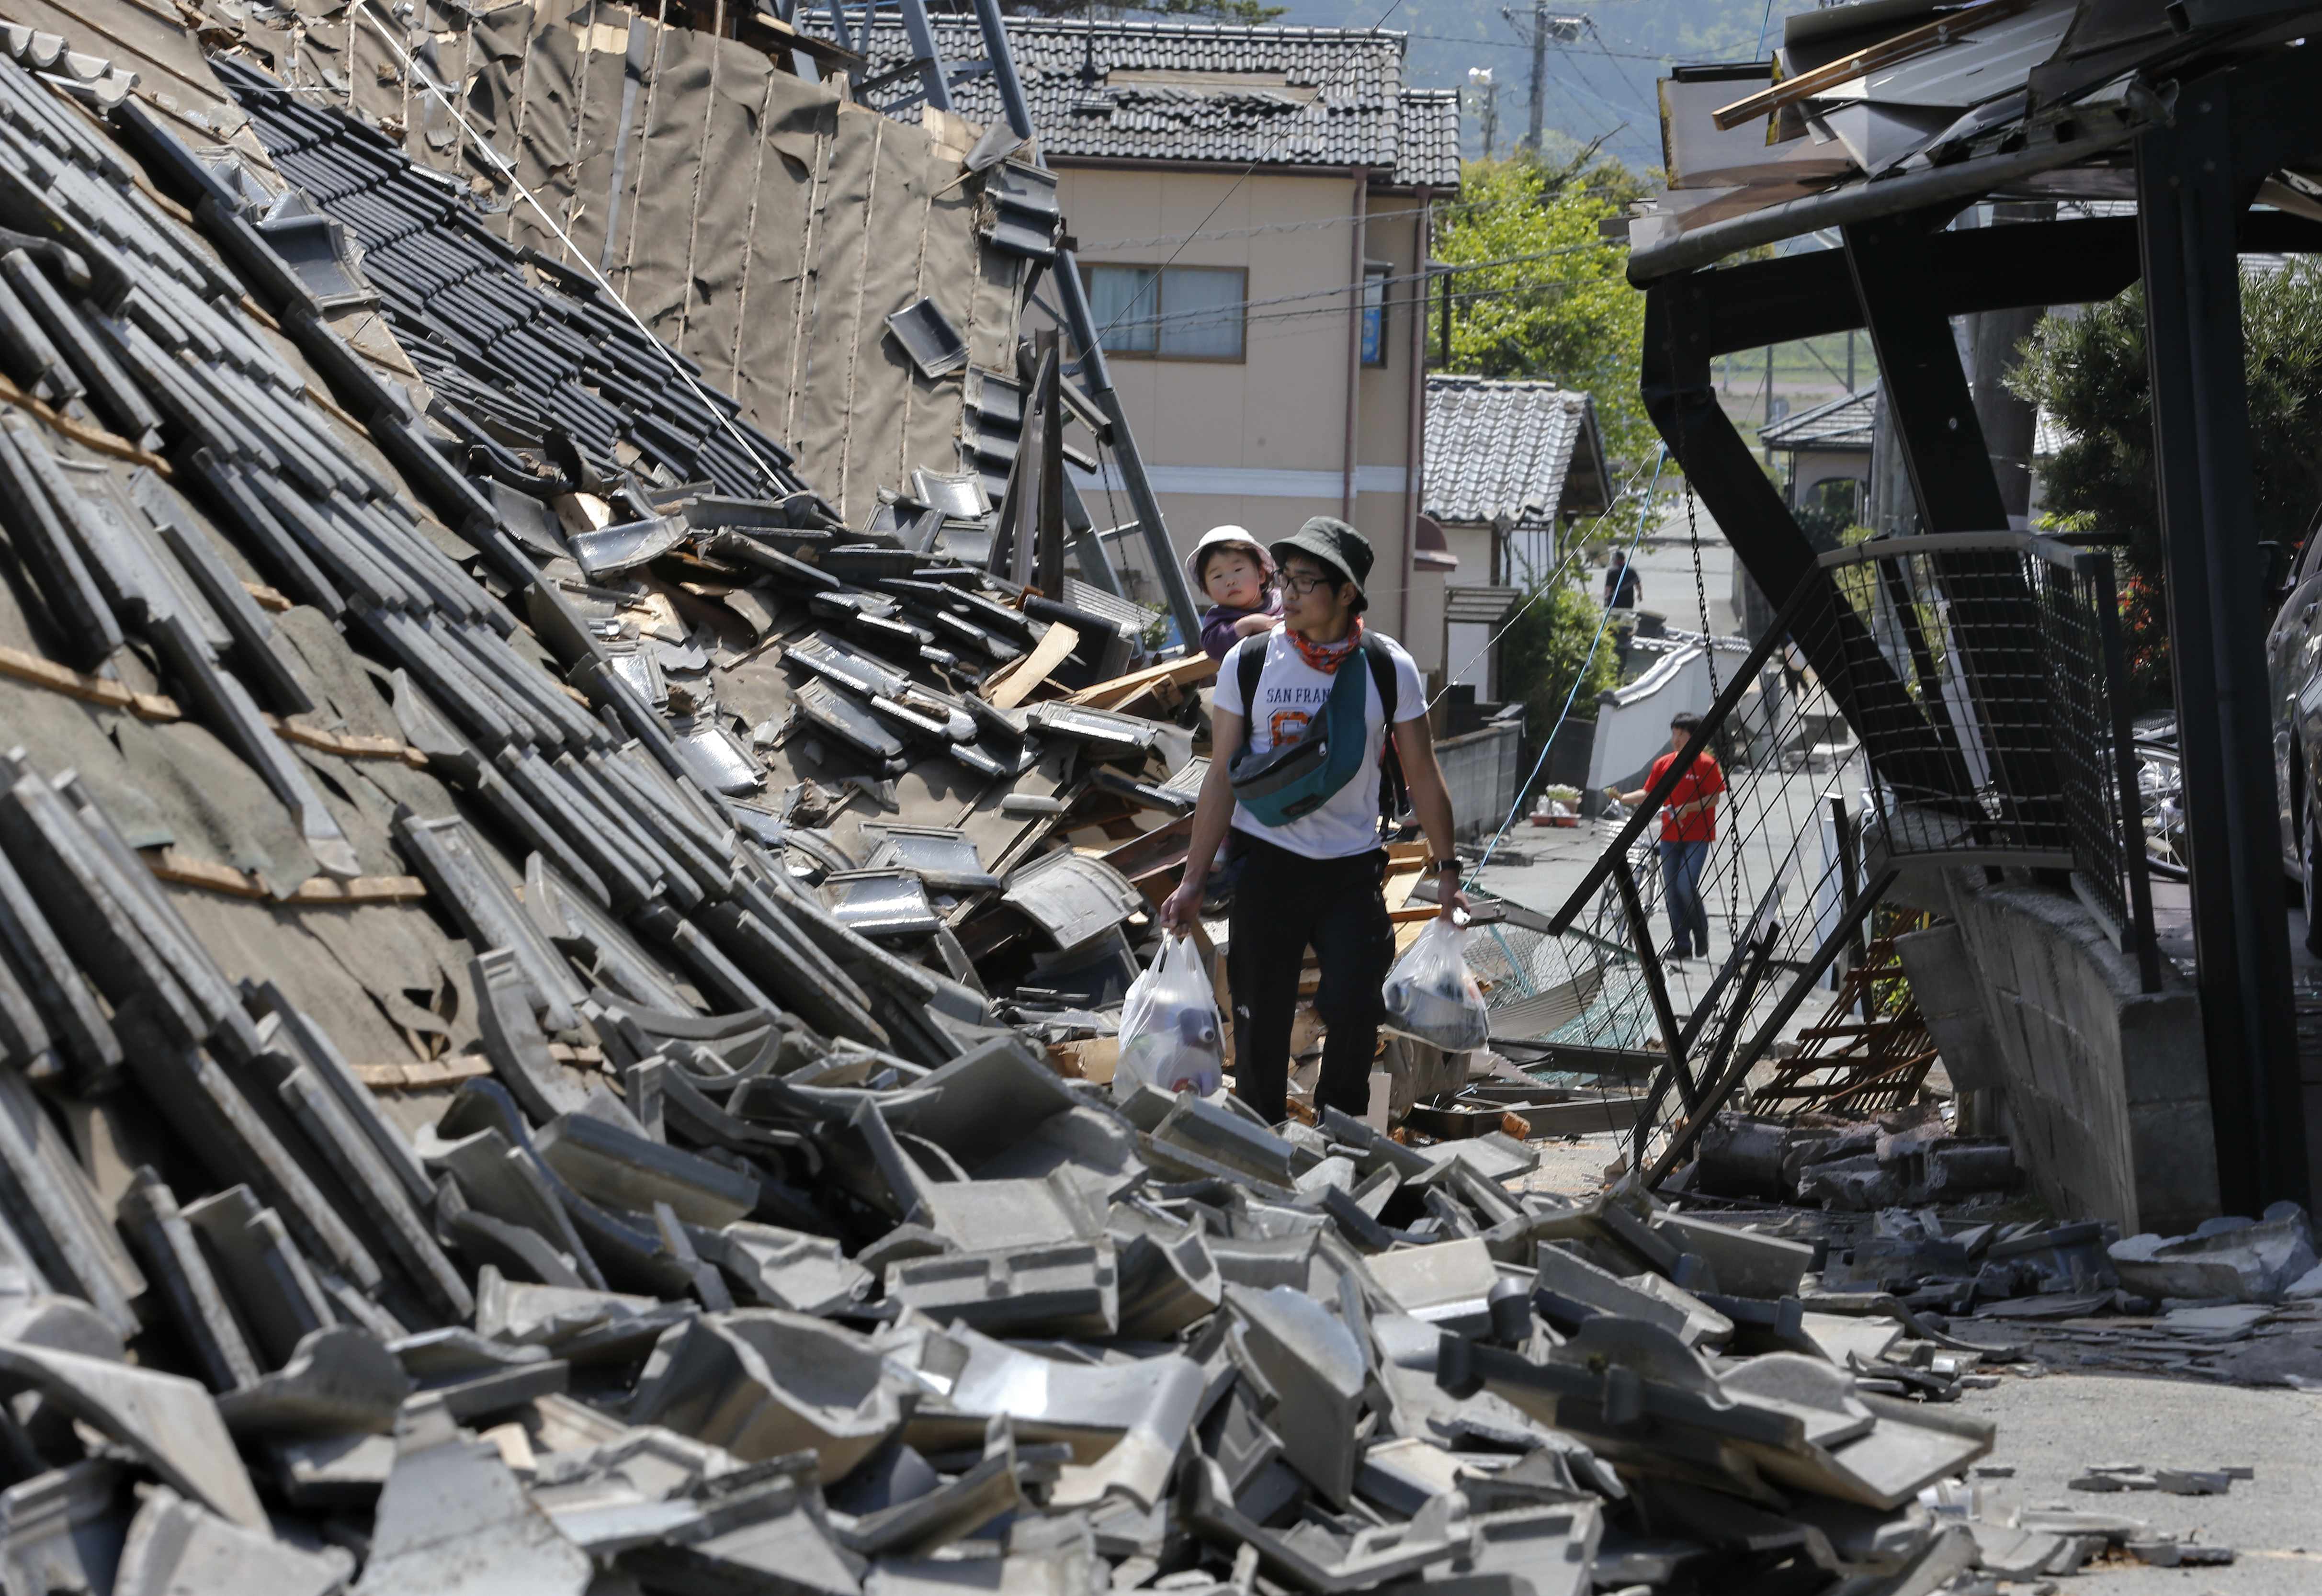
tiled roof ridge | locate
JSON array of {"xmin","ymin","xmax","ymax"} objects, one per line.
[
  {"xmin": 866, "ymin": 13, "xmax": 1413, "ymax": 48},
  {"xmin": 1759, "ymin": 381, "xmax": 1879, "ymax": 446},
  {"xmin": 1424, "ymin": 376, "xmax": 1601, "ymax": 525},
  {"xmin": 1427, "ymin": 374, "xmax": 1591, "ymax": 396}
]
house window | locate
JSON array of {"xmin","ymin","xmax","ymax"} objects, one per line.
[
  {"xmin": 1360, "ymin": 261, "xmax": 1390, "ymax": 366},
  {"xmin": 1084, "ymin": 265, "xmax": 1246, "ymax": 361}
]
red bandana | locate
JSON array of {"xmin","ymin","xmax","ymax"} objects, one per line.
[{"xmin": 1288, "ymin": 617, "xmax": 1364, "ymax": 673}]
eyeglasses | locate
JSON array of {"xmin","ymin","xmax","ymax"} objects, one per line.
[{"xmin": 1280, "ymin": 569, "xmax": 1337, "ymax": 596}]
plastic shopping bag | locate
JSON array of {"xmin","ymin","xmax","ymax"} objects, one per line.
[
  {"xmin": 1382, "ymin": 917, "xmax": 1491, "ymax": 1052},
  {"xmin": 1115, "ymin": 933, "xmax": 1224, "ymax": 1098}
]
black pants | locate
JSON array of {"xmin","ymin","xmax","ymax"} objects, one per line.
[{"xmin": 1225, "ymin": 834, "xmax": 1395, "ymax": 1124}]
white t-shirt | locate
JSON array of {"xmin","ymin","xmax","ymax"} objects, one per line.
[{"xmin": 1215, "ymin": 626, "xmax": 1427, "ymax": 860}]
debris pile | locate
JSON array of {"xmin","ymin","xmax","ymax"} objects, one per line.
[
  {"xmin": 1693, "ymin": 1105, "xmax": 2023, "ymax": 1213},
  {"xmin": 2109, "ymin": 1203, "xmax": 2319, "ymax": 1306},
  {"xmin": 0, "ymin": 22, "xmax": 2267, "ymax": 1596}
]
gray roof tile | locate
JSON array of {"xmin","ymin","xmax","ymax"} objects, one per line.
[
  {"xmin": 1424, "ymin": 375, "xmax": 1607, "ymax": 527},
  {"xmin": 853, "ymin": 18, "xmax": 1455, "ymax": 186},
  {"xmin": 1759, "ymin": 383, "xmax": 1877, "ymax": 451},
  {"xmin": 1395, "ymin": 88, "xmax": 1462, "ymax": 191}
]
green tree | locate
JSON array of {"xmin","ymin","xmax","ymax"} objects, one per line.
[
  {"xmin": 2007, "ymin": 262, "xmax": 2322, "ymax": 705},
  {"xmin": 1494, "ymin": 561, "xmax": 1622, "ymax": 803},
  {"xmin": 1433, "ymin": 151, "xmax": 1659, "ymax": 539}
]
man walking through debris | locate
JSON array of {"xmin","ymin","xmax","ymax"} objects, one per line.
[
  {"xmin": 1161, "ymin": 517, "xmax": 1471, "ymax": 1123},
  {"xmin": 1609, "ymin": 711, "xmax": 1726, "ymax": 961}
]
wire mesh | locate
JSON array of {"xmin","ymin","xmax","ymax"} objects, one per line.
[
  {"xmin": 1481, "ymin": 651, "xmax": 1881, "ymax": 1179},
  {"xmin": 1479, "ymin": 532, "xmax": 2156, "ymax": 1182}
]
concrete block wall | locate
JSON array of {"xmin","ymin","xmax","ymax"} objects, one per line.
[{"xmin": 1937, "ymin": 870, "xmax": 2219, "ymax": 1236}]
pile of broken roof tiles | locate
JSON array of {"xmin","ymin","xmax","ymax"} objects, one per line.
[
  {"xmin": 211, "ymin": 56, "xmax": 809, "ymax": 508},
  {"xmin": 0, "ymin": 34, "xmax": 2109, "ymax": 1596}
]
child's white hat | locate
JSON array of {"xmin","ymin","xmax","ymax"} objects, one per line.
[{"xmin": 1186, "ymin": 525, "xmax": 1274, "ymax": 588}]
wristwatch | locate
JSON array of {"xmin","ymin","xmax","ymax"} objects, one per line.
[{"xmin": 1430, "ymin": 858, "xmax": 1461, "ymax": 875}]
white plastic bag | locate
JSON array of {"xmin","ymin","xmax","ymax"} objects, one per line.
[
  {"xmin": 1115, "ymin": 933, "xmax": 1224, "ymax": 1098},
  {"xmin": 1382, "ymin": 917, "xmax": 1491, "ymax": 1052}
]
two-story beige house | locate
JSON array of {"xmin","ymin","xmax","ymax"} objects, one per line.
[{"xmin": 862, "ymin": 18, "xmax": 1461, "ymax": 670}]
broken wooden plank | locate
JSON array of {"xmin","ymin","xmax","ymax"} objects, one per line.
[
  {"xmin": 983, "ymin": 622, "xmax": 1079, "ymax": 709},
  {"xmin": 1711, "ymin": 0, "xmax": 2039, "ymax": 130},
  {"xmin": 0, "ymin": 643, "xmax": 181, "ymax": 719},
  {"xmin": 265, "ymin": 716, "xmax": 429, "ymax": 766},
  {"xmin": 145, "ymin": 849, "xmax": 267, "ymax": 897},
  {"xmin": 352, "ymin": 1056, "xmax": 493, "ymax": 1090},
  {"xmin": 143, "ymin": 848, "xmax": 428, "ymax": 905},
  {"xmin": 1064, "ymin": 652, "xmax": 1218, "ymax": 712},
  {"xmin": 285, "ymin": 876, "xmax": 429, "ymax": 905}
]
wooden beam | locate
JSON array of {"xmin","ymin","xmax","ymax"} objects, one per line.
[
  {"xmin": 0, "ymin": 644, "xmax": 179, "ymax": 719},
  {"xmin": 353, "ymin": 1056, "xmax": 493, "ymax": 1090},
  {"xmin": 143, "ymin": 847, "xmax": 427, "ymax": 904},
  {"xmin": 1712, "ymin": 0, "xmax": 2039, "ymax": 131},
  {"xmin": 1064, "ymin": 652, "xmax": 1219, "ymax": 711},
  {"xmin": 265, "ymin": 716, "xmax": 429, "ymax": 766}
]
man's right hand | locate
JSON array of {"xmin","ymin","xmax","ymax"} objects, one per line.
[{"xmin": 1159, "ymin": 878, "xmax": 1203, "ymax": 934}]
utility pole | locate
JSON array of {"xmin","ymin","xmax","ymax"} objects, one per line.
[
  {"xmin": 1468, "ymin": 68, "xmax": 1498, "ymax": 159},
  {"xmin": 1763, "ymin": 343, "xmax": 1776, "ymax": 466},
  {"xmin": 1527, "ymin": 0, "xmax": 1547, "ymax": 153},
  {"xmin": 1499, "ymin": 8, "xmax": 1586, "ymax": 157}
]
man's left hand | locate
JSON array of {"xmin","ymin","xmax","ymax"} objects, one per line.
[{"xmin": 1438, "ymin": 885, "xmax": 1471, "ymax": 921}]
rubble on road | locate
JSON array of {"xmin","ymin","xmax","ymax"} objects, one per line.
[
  {"xmin": 1692, "ymin": 1106, "xmax": 2023, "ymax": 1214},
  {"xmin": 1677, "ymin": 1106, "xmax": 2322, "ymax": 1391},
  {"xmin": 0, "ymin": 25, "xmax": 2101, "ymax": 1596},
  {"xmin": 2109, "ymin": 1203, "xmax": 2318, "ymax": 1305}
]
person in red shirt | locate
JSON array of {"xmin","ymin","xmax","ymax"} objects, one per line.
[{"xmin": 1608, "ymin": 712, "xmax": 1726, "ymax": 961}]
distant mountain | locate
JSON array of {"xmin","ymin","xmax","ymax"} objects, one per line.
[{"xmin": 1269, "ymin": 0, "xmax": 1826, "ymax": 174}]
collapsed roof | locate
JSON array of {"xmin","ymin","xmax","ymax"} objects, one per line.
[
  {"xmin": 194, "ymin": 0, "xmax": 1047, "ymax": 527},
  {"xmin": 1631, "ymin": 0, "xmax": 2322, "ymax": 280},
  {"xmin": 0, "ymin": 3, "xmax": 2156, "ymax": 1591}
]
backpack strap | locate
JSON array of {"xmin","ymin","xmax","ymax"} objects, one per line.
[
  {"xmin": 1360, "ymin": 632, "xmax": 1397, "ymax": 723},
  {"xmin": 1236, "ymin": 635, "xmax": 1266, "ymax": 727},
  {"xmin": 1360, "ymin": 633, "xmax": 1410, "ymax": 838}
]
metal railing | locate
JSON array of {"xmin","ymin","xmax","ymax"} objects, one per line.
[
  {"xmin": 1495, "ymin": 532, "xmax": 2159, "ymax": 1184},
  {"xmin": 1815, "ymin": 532, "xmax": 2158, "ymax": 988}
]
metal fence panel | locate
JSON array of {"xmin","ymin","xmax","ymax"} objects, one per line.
[{"xmin": 1487, "ymin": 532, "xmax": 2157, "ymax": 1184}]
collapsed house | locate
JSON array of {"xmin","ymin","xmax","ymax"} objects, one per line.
[{"xmin": 0, "ymin": 1, "xmax": 2272, "ymax": 1592}]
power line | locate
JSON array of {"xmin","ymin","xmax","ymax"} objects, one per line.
[
  {"xmin": 1074, "ymin": 179, "xmax": 1649, "ymax": 252},
  {"xmin": 1089, "ymin": 237, "xmax": 1625, "ymax": 331},
  {"xmin": 1405, "ymin": 30, "xmax": 1688, "ymax": 62},
  {"xmin": 1083, "ymin": 0, "xmax": 1411, "ymax": 343}
]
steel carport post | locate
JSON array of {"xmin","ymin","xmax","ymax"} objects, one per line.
[
  {"xmin": 895, "ymin": 0, "xmax": 953, "ymax": 111},
  {"xmin": 2136, "ymin": 57, "xmax": 2316, "ymax": 1218},
  {"xmin": 967, "ymin": 0, "xmax": 1204, "ymax": 647}
]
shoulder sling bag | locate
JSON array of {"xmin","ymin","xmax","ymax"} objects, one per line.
[{"xmin": 1228, "ymin": 633, "xmax": 1406, "ymax": 830}]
